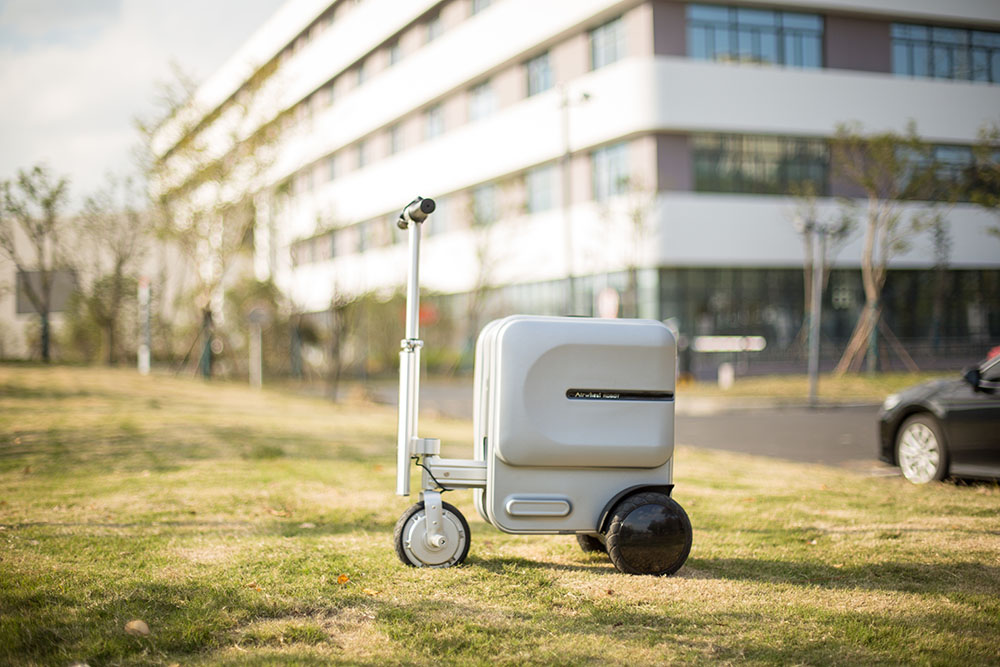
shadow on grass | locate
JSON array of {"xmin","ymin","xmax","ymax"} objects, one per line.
[
  {"xmin": 0, "ymin": 575, "xmax": 354, "ymax": 664},
  {"xmin": 0, "ymin": 423, "xmax": 376, "ymax": 475},
  {"xmin": 468, "ymin": 554, "xmax": 614, "ymax": 575},
  {"xmin": 0, "ymin": 381, "xmax": 114, "ymax": 401},
  {"xmin": 692, "ymin": 557, "xmax": 1000, "ymax": 596},
  {"xmin": 2, "ymin": 513, "xmax": 398, "ymax": 538}
]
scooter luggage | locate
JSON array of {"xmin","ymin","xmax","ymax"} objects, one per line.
[{"xmin": 392, "ymin": 197, "xmax": 692, "ymax": 575}]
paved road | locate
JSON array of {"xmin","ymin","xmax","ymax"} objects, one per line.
[{"xmin": 676, "ymin": 405, "xmax": 884, "ymax": 470}]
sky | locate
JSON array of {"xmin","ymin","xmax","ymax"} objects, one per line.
[{"xmin": 0, "ymin": 0, "xmax": 286, "ymax": 208}]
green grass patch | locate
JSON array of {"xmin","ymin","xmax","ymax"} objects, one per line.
[
  {"xmin": 680, "ymin": 371, "xmax": 956, "ymax": 401},
  {"xmin": 1, "ymin": 365, "xmax": 998, "ymax": 665}
]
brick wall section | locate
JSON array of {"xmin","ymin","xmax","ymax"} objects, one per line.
[
  {"xmin": 825, "ymin": 15, "xmax": 891, "ymax": 73},
  {"xmin": 626, "ymin": 3, "xmax": 655, "ymax": 57},
  {"xmin": 656, "ymin": 134, "xmax": 693, "ymax": 191},
  {"xmin": 653, "ymin": 0, "xmax": 686, "ymax": 57},
  {"xmin": 631, "ymin": 135, "xmax": 659, "ymax": 190},
  {"xmin": 494, "ymin": 63, "xmax": 525, "ymax": 108},
  {"xmin": 552, "ymin": 33, "xmax": 590, "ymax": 85},
  {"xmin": 571, "ymin": 153, "xmax": 591, "ymax": 203}
]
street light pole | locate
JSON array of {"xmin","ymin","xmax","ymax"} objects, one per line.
[
  {"xmin": 560, "ymin": 85, "xmax": 576, "ymax": 314},
  {"xmin": 559, "ymin": 85, "xmax": 590, "ymax": 315}
]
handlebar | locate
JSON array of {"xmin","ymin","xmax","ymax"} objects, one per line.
[{"xmin": 397, "ymin": 196, "xmax": 436, "ymax": 229}]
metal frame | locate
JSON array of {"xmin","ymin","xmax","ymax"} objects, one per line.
[{"xmin": 396, "ymin": 197, "xmax": 485, "ymax": 553}]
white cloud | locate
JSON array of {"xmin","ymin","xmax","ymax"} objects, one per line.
[{"xmin": 0, "ymin": 0, "xmax": 285, "ymax": 208}]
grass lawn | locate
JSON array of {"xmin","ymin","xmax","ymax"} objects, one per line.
[
  {"xmin": 677, "ymin": 371, "xmax": 956, "ymax": 402},
  {"xmin": 1, "ymin": 365, "xmax": 998, "ymax": 666}
]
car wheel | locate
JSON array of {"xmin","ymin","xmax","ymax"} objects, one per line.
[{"xmin": 896, "ymin": 414, "xmax": 948, "ymax": 484}]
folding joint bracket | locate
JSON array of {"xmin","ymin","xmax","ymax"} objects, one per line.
[
  {"xmin": 412, "ymin": 437, "xmax": 441, "ymax": 456},
  {"xmin": 400, "ymin": 338, "xmax": 424, "ymax": 352},
  {"xmin": 421, "ymin": 490, "xmax": 447, "ymax": 550}
]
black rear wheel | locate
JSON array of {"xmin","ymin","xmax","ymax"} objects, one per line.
[{"xmin": 604, "ymin": 491, "xmax": 691, "ymax": 576}]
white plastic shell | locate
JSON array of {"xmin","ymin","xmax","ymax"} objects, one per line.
[{"xmin": 473, "ymin": 315, "xmax": 677, "ymax": 533}]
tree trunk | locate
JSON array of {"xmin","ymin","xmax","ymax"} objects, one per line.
[
  {"xmin": 834, "ymin": 303, "xmax": 880, "ymax": 374},
  {"xmin": 834, "ymin": 203, "xmax": 882, "ymax": 375},
  {"xmin": 199, "ymin": 309, "xmax": 213, "ymax": 378},
  {"xmin": 106, "ymin": 321, "xmax": 115, "ymax": 366},
  {"xmin": 40, "ymin": 311, "xmax": 51, "ymax": 363}
]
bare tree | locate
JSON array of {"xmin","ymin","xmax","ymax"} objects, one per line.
[
  {"xmin": 830, "ymin": 122, "xmax": 937, "ymax": 375},
  {"xmin": 139, "ymin": 62, "xmax": 286, "ymax": 377},
  {"xmin": 76, "ymin": 176, "xmax": 149, "ymax": 364},
  {"xmin": 790, "ymin": 183, "xmax": 853, "ymax": 353},
  {"xmin": 0, "ymin": 165, "xmax": 71, "ymax": 362},
  {"xmin": 461, "ymin": 181, "xmax": 516, "ymax": 356},
  {"xmin": 326, "ymin": 288, "xmax": 358, "ymax": 400},
  {"xmin": 968, "ymin": 120, "xmax": 1000, "ymax": 240}
]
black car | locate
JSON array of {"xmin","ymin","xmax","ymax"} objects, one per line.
[{"xmin": 878, "ymin": 354, "xmax": 1000, "ymax": 484}]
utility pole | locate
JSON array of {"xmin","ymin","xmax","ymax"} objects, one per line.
[{"xmin": 137, "ymin": 276, "xmax": 151, "ymax": 376}]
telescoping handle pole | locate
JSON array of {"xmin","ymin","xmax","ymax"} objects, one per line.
[{"xmin": 396, "ymin": 197, "xmax": 435, "ymax": 496}]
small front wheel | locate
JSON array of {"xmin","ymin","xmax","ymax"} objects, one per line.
[
  {"xmin": 394, "ymin": 501, "xmax": 470, "ymax": 568},
  {"xmin": 604, "ymin": 491, "xmax": 691, "ymax": 576}
]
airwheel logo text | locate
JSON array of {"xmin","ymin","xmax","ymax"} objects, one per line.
[{"xmin": 565, "ymin": 389, "xmax": 674, "ymax": 401}]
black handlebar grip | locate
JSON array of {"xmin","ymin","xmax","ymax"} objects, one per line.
[
  {"xmin": 407, "ymin": 197, "xmax": 435, "ymax": 223},
  {"xmin": 397, "ymin": 196, "xmax": 436, "ymax": 228}
]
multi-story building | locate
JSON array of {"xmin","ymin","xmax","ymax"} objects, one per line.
[{"xmin": 153, "ymin": 0, "xmax": 1000, "ymax": 367}]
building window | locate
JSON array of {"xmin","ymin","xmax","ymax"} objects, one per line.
[
  {"xmin": 326, "ymin": 81, "xmax": 335, "ymax": 106},
  {"xmin": 424, "ymin": 104, "xmax": 444, "ymax": 140},
  {"xmin": 357, "ymin": 222, "xmax": 368, "ymax": 253},
  {"xmin": 590, "ymin": 16, "xmax": 626, "ymax": 70},
  {"xmin": 468, "ymin": 79, "xmax": 497, "ymax": 121},
  {"xmin": 472, "ymin": 184, "xmax": 498, "ymax": 225},
  {"xmin": 389, "ymin": 124, "xmax": 403, "ymax": 154},
  {"xmin": 526, "ymin": 51, "xmax": 553, "ymax": 96},
  {"xmin": 426, "ymin": 12, "xmax": 443, "ymax": 43},
  {"xmin": 692, "ymin": 134, "xmax": 829, "ymax": 195},
  {"xmin": 687, "ymin": 4, "xmax": 823, "ymax": 68},
  {"xmin": 591, "ymin": 142, "xmax": 629, "ymax": 201},
  {"xmin": 328, "ymin": 230, "xmax": 337, "ymax": 259},
  {"xmin": 526, "ymin": 164, "xmax": 556, "ymax": 213},
  {"xmin": 471, "ymin": 0, "xmax": 491, "ymax": 15},
  {"xmin": 388, "ymin": 40, "xmax": 402, "ymax": 65},
  {"xmin": 327, "ymin": 154, "xmax": 337, "ymax": 181},
  {"xmin": 357, "ymin": 140, "xmax": 369, "ymax": 169},
  {"xmin": 892, "ymin": 23, "xmax": 1000, "ymax": 83},
  {"xmin": 903, "ymin": 144, "xmax": 984, "ymax": 201},
  {"xmin": 357, "ymin": 59, "xmax": 367, "ymax": 86}
]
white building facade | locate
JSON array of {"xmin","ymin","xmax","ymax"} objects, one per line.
[{"xmin": 154, "ymin": 0, "xmax": 1000, "ymax": 363}]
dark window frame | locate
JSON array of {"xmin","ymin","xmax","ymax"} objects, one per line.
[
  {"xmin": 692, "ymin": 134, "xmax": 830, "ymax": 195},
  {"xmin": 892, "ymin": 22, "xmax": 1000, "ymax": 83},
  {"xmin": 687, "ymin": 4, "xmax": 823, "ymax": 69}
]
